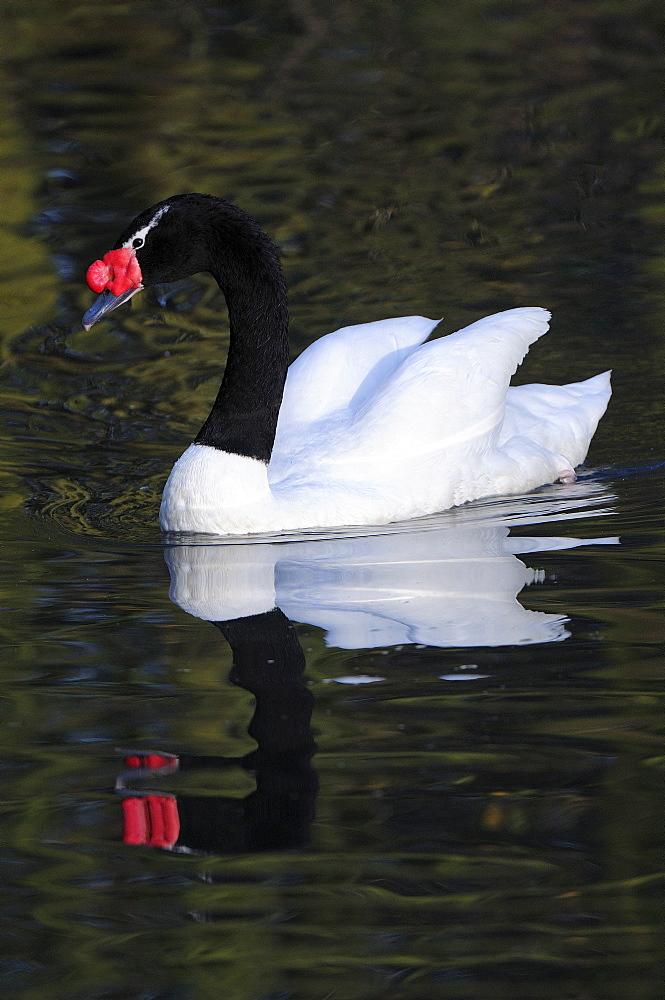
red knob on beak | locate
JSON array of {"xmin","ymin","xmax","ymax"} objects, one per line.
[{"xmin": 86, "ymin": 248, "xmax": 142, "ymax": 295}]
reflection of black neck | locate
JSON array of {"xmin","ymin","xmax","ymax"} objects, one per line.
[
  {"xmin": 217, "ymin": 609, "xmax": 317, "ymax": 851},
  {"xmin": 171, "ymin": 609, "xmax": 317, "ymax": 854}
]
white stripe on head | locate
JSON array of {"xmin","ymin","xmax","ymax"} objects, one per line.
[{"xmin": 122, "ymin": 203, "xmax": 170, "ymax": 249}]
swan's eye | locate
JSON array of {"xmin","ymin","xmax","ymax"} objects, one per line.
[{"xmin": 132, "ymin": 237, "xmax": 144, "ymax": 249}]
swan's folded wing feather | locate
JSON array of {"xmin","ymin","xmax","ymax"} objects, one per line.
[
  {"xmin": 275, "ymin": 315, "xmax": 439, "ymax": 441},
  {"xmin": 304, "ymin": 307, "xmax": 553, "ymax": 477}
]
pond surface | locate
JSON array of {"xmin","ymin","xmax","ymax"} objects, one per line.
[{"xmin": 0, "ymin": 3, "xmax": 663, "ymax": 1000}]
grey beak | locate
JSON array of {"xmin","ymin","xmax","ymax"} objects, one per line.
[{"xmin": 82, "ymin": 285, "xmax": 143, "ymax": 330}]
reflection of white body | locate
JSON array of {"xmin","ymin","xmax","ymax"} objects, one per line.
[{"xmin": 166, "ymin": 486, "xmax": 617, "ymax": 649}]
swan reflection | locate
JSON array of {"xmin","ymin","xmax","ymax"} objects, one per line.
[
  {"xmin": 118, "ymin": 486, "xmax": 616, "ymax": 854},
  {"xmin": 166, "ymin": 487, "xmax": 617, "ymax": 649}
]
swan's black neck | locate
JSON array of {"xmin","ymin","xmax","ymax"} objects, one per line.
[{"xmin": 189, "ymin": 199, "xmax": 289, "ymax": 462}]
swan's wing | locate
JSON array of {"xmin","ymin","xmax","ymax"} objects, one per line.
[
  {"xmin": 275, "ymin": 315, "xmax": 439, "ymax": 441},
  {"xmin": 302, "ymin": 307, "xmax": 553, "ymax": 477}
]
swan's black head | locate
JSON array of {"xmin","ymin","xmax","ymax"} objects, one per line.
[{"xmin": 82, "ymin": 193, "xmax": 282, "ymax": 329}]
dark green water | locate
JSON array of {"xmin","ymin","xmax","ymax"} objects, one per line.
[{"xmin": 0, "ymin": 3, "xmax": 663, "ymax": 999}]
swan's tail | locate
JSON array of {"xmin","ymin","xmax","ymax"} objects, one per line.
[{"xmin": 502, "ymin": 370, "xmax": 612, "ymax": 468}]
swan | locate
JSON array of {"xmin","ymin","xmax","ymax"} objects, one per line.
[{"xmin": 82, "ymin": 193, "xmax": 611, "ymax": 534}]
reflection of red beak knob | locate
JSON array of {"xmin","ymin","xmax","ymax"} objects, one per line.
[
  {"xmin": 124, "ymin": 753, "xmax": 176, "ymax": 771},
  {"xmin": 86, "ymin": 248, "xmax": 142, "ymax": 295},
  {"xmin": 122, "ymin": 795, "xmax": 180, "ymax": 848}
]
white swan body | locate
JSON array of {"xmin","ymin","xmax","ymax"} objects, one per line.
[
  {"xmin": 82, "ymin": 195, "xmax": 611, "ymax": 536},
  {"xmin": 160, "ymin": 308, "xmax": 611, "ymax": 534}
]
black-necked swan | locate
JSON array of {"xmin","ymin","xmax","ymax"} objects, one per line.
[{"xmin": 82, "ymin": 193, "xmax": 611, "ymax": 535}]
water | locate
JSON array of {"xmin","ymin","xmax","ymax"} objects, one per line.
[{"xmin": 1, "ymin": 3, "xmax": 663, "ymax": 999}]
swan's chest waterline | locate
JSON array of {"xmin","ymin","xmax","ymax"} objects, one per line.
[
  {"xmin": 157, "ymin": 444, "xmax": 370, "ymax": 534},
  {"xmin": 158, "ymin": 442, "xmax": 433, "ymax": 535},
  {"xmin": 159, "ymin": 444, "xmax": 277, "ymax": 535}
]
